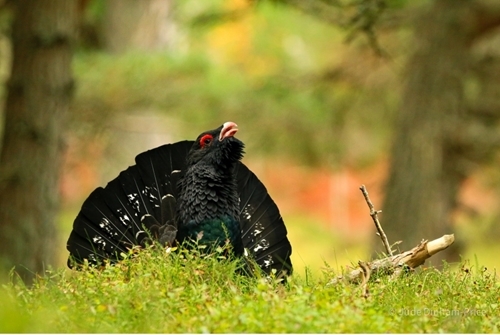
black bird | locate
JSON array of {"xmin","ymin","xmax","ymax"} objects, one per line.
[{"xmin": 66, "ymin": 122, "xmax": 293, "ymax": 277}]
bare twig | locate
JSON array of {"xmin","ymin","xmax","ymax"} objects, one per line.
[{"xmin": 359, "ymin": 185, "xmax": 393, "ymax": 256}]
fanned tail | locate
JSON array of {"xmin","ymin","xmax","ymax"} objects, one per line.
[
  {"xmin": 66, "ymin": 141, "xmax": 192, "ymax": 267},
  {"xmin": 235, "ymin": 164, "xmax": 293, "ymax": 277}
]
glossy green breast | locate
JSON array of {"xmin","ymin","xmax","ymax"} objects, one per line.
[{"xmin": 178, "ymin": 216, "xmax": 242, "ymax": 253}]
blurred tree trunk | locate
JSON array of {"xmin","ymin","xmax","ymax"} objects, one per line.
[
  {"xmin": 103, "ymin": 0, "xmax": 177, "ymax": 53},
  {"xmin": 379, "ymin": 0, "xmax": 500, "ymax": 265},
  {"xmin": 0, "ymin": 0, "xmax": 76, "ymax": 282}
]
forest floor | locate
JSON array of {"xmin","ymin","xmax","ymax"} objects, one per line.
[{"xmin": 1, "ymin": 245, "xmax": 499, "ymax": 333}]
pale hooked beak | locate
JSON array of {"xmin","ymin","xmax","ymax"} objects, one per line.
[{"xmin": 219, "ymin": 121, "xmax": 238, "ymax": 141}]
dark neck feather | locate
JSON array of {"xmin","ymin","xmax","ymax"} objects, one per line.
[{"xmin": 176, "ymin": 164, "xmax": 240, "ymax": 227}]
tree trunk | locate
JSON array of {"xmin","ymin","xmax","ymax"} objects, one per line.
[
  {"xmin": 0, "ymin": 0, "xmax": 76, "ymax": 283},
  {"xmin": 379, "ymin": 0, "xmax": 500, "ymax": 266},
  {"xmin": 102, "ymin": 0, "xmax": 177, "ymax": 53}
]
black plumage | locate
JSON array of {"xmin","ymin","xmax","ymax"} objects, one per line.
[{"xmin": 66, "ymin": 122, "xmax": 293, "ymax": 277}]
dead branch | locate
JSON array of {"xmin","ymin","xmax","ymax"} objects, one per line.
[
  {"xmin": 327, "ymin": 185, "xmax": 455, "ymax": 289},
  {"xmin": 359, "ymin": 185, "xmax": 393, "ymax": 256},
  {"xmin": 329, "ymin": 234, "xmax": 455, "ymax": 285}
]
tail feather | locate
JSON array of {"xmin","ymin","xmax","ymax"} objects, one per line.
[
  {"xmin": 254, "ymin": 238, "xmax": 293, "ymax": 275},
  {"xmin": 67, "ymin": 185, "xmax": 140, "ymax": 265},
  {"xmin": 67, "ymin": 230, "xmax": 111, "ymax": 266},
  {"xmin": 67, "ymin": 141, "xmax": 191, "ymax": 266},
  {"xmin": 84, "ymin": 188, "xmax": 137, "ymax": 245},
  {"xmin": 161, "ymin": 195, "xmax": 177, "ymax": 227},
  {"xmin": 100, "ymin": 177, "xmax": 145, "ymax": 237},
  {"xmin": 67, "ymin": 208, "xmax": 129, "ymax": 265},
  {"xmin": 235, "ymin": 163, "xmax": 259, "ymax": 212},
  {"xmin": 112, "ymin": 167, "xmax": 157, "ymax": 220},
  {"xmin": 134, "ymin": 142, "xmax": 190, "ymax": 214},
  {"xmin": 235, "ymin": 163, "xmax": 293, "ymax": 275}
]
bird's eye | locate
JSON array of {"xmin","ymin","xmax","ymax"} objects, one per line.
[{"xmin": 199, "ymin": 134, "xmax": 213, "ymax": 148}]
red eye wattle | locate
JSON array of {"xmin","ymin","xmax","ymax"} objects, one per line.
[{"xmin": 200, "ymin": 134, "xmax": 213, "ymax": 148}]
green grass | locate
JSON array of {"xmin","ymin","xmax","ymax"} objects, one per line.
[{"xmin": 1, "ymin": 244, "xmax": 499, "ymax": 333}]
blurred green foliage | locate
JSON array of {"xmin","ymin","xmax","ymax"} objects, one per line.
[{"xmin": 72, "ymin": 0, "xmax": 400, "ymax": 168}]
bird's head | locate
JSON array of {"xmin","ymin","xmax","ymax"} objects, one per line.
[{"xmin": 186, "ymin": 121, "xmax": 244, "ymax": 169}]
